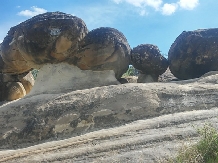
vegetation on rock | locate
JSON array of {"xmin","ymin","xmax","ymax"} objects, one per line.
[
  {"xmin": 163, "ymin": 124, "xmax": 218, "ymax": 163},
  {"xmin": 122, "ymin": 65, "xmax": 138, "ymax": 77},
  {"xmin": 31, "ymin": 69, "xmax": 39, "ymax": 80}
]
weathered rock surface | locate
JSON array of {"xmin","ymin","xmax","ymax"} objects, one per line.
[
  {"xmin": 28, "ymin": 63, "xmax": 119, "ymax": 96},
  {"xmin": 131, "ymin": 44, "xmax": 169, "ymax": 82},
  {"xmin": 158, "ymin": 68, "xmax": 178, "ymax": 82},
  {"xmin": 168, "ymin": 28, "xmax": 218, "ymax": 80},
  {"xmin": 0, "ymin": 72, "xmax": 34, "ymax": 101},
  {"xmin": 0, "ymin": 72, "xmax": 218, "ymax": 150},
  {"xmin": 0, "ymin": 12, "xmax": 131, "ymax": 101},
  {"xmin": 75, "ymin": 27, "xmax": 131, "ymax": 79},
  {"xmin": 0, "ymin": 108, "xmax": 217, "ymax": 162},
  {"xmin": 1, "ymin": 12, "xmax": 88, "ymax": 74}
]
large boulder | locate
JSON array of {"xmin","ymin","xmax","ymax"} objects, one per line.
[
  {"xmin": 131, "ymin": 44, "xmax": 169, "ymax": 82},
  {"xmin": 75, "ymin": 27, "xmax": 131, "ymax": 79},
  {"xmin": 168, "ymin": 28, "xmax": 218, "ymax": 80},
  {"xmin": 1, "ymin": 12, "xmax": 88, "ymax": 74}
]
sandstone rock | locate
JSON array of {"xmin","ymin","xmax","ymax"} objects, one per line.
[
  {"xmin": 0, "ymin": 38, "xmax": 31, "ymax": 74},
  {"xmin": 0, "ymin": 108, "xmax": 217, "ymax": 162},
  {"xmin": 75, "ymin": 27, "xmax": 131, "ymax": 79},
  {"xmin": 124, "ymin": 76, "xmax": 138, "ymax": 83},
  {"xmin": 1, "ymin": 12, "xmax": 88, "ymax": 73},
  {"xmin": 27, "ymin": 63, "xmax": 119, "ymax": 96},
  {"xmin": 18, "ymin": 71, "xmax": 35, "ymax": 94},
  {"xmin": 158, "ymin": 68, "xmax": 178, "ymax": 82},
  {"xmin": 0, "ymin": 71, "xmax": 34, "ymax": 101},
  {"xmin": 131, "ymin": 44, "xmax": 169, "ymax": 82},
  {"xmin": 0, "ymin": 72, "xmax": 218, "ymax": 149},
  {"xmin": 168, "ymin": 28, "xmax": 218, "ymax": 80}
]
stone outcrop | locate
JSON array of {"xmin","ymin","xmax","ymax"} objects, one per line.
[
  {"xmin": 158, "ymin": 68, "xmax": 178, "ymax": 82},
  {"xmin": 0, "ymin": 72, "xmax": 218, "ymax": 149},
  {"xmin": 168, "ymin": 28, "xmax": 218, "ymax": 80},
  {"xmin": 0, "ymin": 12, "xmax": 131, "ymax": 101},
  {"xmin": 131, "ymin": 44, "xmax": 169, "ymax": 82},
  {"xmin": 1, "ymin": 108, "xmax": 217, "ymax": 162},
  {"xmin": 27, "ymin": 63, "xmax": 119, "ymax": 96},
  {"xmin": 0, "ymin": 71, "xmax": 34, "ymax": 101}
]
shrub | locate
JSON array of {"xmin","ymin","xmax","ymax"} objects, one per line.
[
  {"xmin": 31, "ymin": 69, "xmax": 39, "ymax": 80},
  {"xmin": 122, "ymin": 65, "xmax": 138, "ymax": 77},
  {"xmin": 163, "ymin": 124, "xmax": 218, "ymax": 163}
]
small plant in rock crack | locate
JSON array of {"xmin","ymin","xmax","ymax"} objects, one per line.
[
  {"xmin": 122, "ymin": 65, "xmax": 138, "ymax": 77},
  {"xmin": 31, "ymin": 69, "xmax": 39, "ymax": 80},
  {"xmin": 160, "ymin": 123, "xmax": 218, "ymax": 163}
]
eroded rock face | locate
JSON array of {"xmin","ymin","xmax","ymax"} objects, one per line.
[
  {"xmin": 1, "ymin": 73, "xmax": 218, "ymax": 148},
  {"xmin": 0, "ymin": 12, "xmax": 133, "ymax": 101},
  {"xmin": 0, "ymin": 72, "xmax": 34, "ymax": 101},
  {"xmin": 131, "ymin": 44, "xmax": 168, "ymax": 82},
  {"xmin": 1, "ymin": 12, "xmax": 88, "ymax": 74},
  {"xmin": 75, "ymin": 27, "xmax": 131, "ymax": 79},
  {"xmin": 27, "ymin": 63, "xmax": 119, "ymax": 96},
  {"xmin": 168, "ymin": 28, "xmax": 218, "ymax": 80}
]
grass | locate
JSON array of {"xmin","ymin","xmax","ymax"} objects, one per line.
[{"xmin": 161, "ymin": 124, "xmax": 218, "ymax": 163}]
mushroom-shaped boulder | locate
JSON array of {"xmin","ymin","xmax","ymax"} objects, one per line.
[
  {"xmin": 168, "ymin": 28, "xmax": 218, "ymax": 80},
  {"xmin": 131, "ymin": 44, "xmax": 169, "ymax": 83},
  {"xmin": 1, "ymin": 12, "xmax": 88, "ymax": 74},
  {"xmin": 74, "ymin": 27, "xmax": 131, "ymax": 79}
]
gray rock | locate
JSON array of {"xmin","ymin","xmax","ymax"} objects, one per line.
[
  {"xmin": 0, "ymin": 72, "xmax": 218, "ymax": 149},
  {"xmin": 131, "ymin": 44, "xmax": 169, "ymax": 82},
  {"xmin": 75, "ymin": 27, "xmax": 131, "ymax": 79},
  {"xmin": 169, "ymin": 28, "xmax": 218, "ymax": 80}
]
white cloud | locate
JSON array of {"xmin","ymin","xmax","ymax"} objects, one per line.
[
  {"xmin": 178, "ymin": 0, "xmax": 199, "ymax": 10},
  {"xmin": 17, "ymin": 6, "xmax": 47, "ymax": 17},
  {"xmin": 112, "ymin": 0, "xmax": 199, "ymax": 16},
  {"xmin": 113, "ymin": 0, "xmax": 123, "ymax": 4},
  {"xmin": 113, "ymin": 0, "xmax": 163, "ymax": 10},
  {"xmin": 0, "ymin": 40, "xmax": 3, "ymax": 43},
  {"xmin": 162, "ymin": 3, "xmax": 178, "ymax": 15}
]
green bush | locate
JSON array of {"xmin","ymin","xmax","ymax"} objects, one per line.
[
  {"xmin": 164, "ymin": 124, "xmax": 218, "ymax": 163},
  {"xmin": 122, "ymin": 65, "xmax": 138, "ymax": 77},
  {"xmin": 31, "ymin": 69, "xmax": 39, "ymax": 80}
]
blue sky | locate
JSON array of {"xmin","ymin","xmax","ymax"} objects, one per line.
[{"xmin": 0, "ymin": 0, "xmax": 218, "ymax": 56}]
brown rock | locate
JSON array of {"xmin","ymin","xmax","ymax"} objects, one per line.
[
  {"xmin": 5, "ymin": 82, "xmax": 26, "ymax": 101},
  {"xmin": 18, "ymin": 71, "xmax": 35, "ymax": 94},
  {"xmin": 168, "ymin": 28, "xmax": 218, "ymax": 80},
  {"xmin": 0, "ymin": 71, "xmax": 34, "ymax": 101},
  {"xmin": 131, "ymin": 44, "xmax": 169, "ymax": 82},
  {"xmin": 75, "ymin": 27, "xmax": 131, "ymax": 79},
  {"xmin": 1, "ymin": 12, "xmax": 88, "ymax": 72},
  {"xmin": 0, "ymin": 37, "xmax": 31, "ymax": 74}
]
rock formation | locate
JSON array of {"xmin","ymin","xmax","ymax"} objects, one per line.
[
  {"xmin": 131, "ymin": 44, "xmax": 169, "ymax": 83},
  {"xmin": 0, "ymin": 71, "xmax": 34, "ymax": 101},
  {"xmin": 158, "ymin": 68, "xmax": 178, "ymax": 82},
  {"xmin": 168, "ymin": 28, "xmax": 218, "ymax": 80},
  {"xmin": 75, "ymin": 27, "xmax": 131, "ymax": 79},
  {"xmin": 1, "ymin": 12, "xmax": 88, "ymax": 74},
  {"xmin": 1, "ymin": 72, "xmax": 218, "ymax": 149},
  {"xmin": 0, "ymin": 12, "xmax": 131, "ymax": 101}
]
